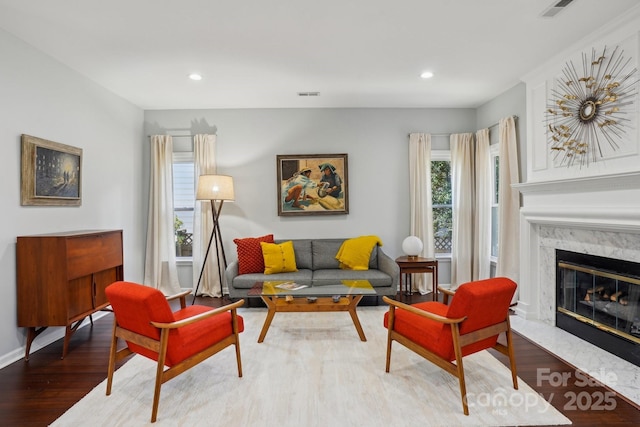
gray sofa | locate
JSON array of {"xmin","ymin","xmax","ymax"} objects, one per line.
[{"xmin": 225, "ymin": 238, "xmax": 399, "ymax": 299}]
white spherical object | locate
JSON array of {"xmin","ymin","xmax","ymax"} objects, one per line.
[{"xmin": 402, "ymin": 236, "xmax": 423, "ymax": 257}]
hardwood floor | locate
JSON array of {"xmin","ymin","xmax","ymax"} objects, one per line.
[{"xmin": 1, "ymin": 293, "xmax": 638, "ymax": 426}]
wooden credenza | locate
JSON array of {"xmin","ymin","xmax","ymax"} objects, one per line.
[{"xmin": 17, "ymin": 229, "xmax": 123, "ymax": 360}]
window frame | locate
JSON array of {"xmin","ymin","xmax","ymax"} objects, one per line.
[
  {"xmin": 431, "ymin": 150, "xmax": 452, "ymax": 259},
  {"xmin": 490, "ymin": 143, "xmax": 499, "ymax": 263},
  {"xmin": 172, "ymin": 151, "xmax": 195, "ymax": 261}
]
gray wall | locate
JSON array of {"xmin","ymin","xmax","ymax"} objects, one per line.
[
  {"xmin": 145, "ymin": 108, "xmax": 478, "ymax": 288},
  {"xmin": 0, "ymin": 29, "xmax": 146, "ymax": 366},
  {"xmin": 476, "ymin": 82, "xmax": 527, "ymax": 183},
  {"xmin": 145, "ymin": 97, "xmax": 525, "ymax": 290}
]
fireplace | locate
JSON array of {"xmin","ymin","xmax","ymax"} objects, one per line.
[{"xmin": 556, "ymin": 249, "xmax": 640, "ymax": 366}]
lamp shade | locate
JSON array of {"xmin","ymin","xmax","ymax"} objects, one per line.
[
  {"xmin": 402, "ymin": 236, "xmax": 423, "ymax": 257},
  {"xmin": 196, "ymin": 175, "xmax": 235, "ymax": 201}
]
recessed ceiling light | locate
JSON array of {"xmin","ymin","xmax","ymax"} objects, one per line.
[
  {"xmin": 189, "ymin": 73, "xmax": 202, "ymax": 81},
  {"xmin": 420, "ymin": 71, "xmax": 434, "ymax": 79}
]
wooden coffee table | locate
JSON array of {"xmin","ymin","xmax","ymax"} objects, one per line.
[{"xmin": 247, "ymin": 280, "xmax": 377, "ymax": 343}]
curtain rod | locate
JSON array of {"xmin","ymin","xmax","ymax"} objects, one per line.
[
  {"xmin": 147, "ymin": 134, "xmax": 194, "ymax": 138},
  {"xmin": 408, "ymin": 115, "xmax": 518, "ymax": 137},
  {"xmin": 488, "ymin": 114, "xmax": 519, "ymax": 130}
]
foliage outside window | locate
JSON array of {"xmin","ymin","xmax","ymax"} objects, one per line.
[{"xmin": 431, "ymin": 160, "xmax": 452, "ymax": 254}]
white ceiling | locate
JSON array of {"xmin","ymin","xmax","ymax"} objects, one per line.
[{"xmin": 0, "ymin": 0, "xmax": 638, "ymax": 110}]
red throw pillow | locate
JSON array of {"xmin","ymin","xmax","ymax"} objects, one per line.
[{"xmin": 233, "ymin": 234, "xmax": 275, "ymax": 274}]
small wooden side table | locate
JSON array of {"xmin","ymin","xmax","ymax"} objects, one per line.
[{"xmin": 395, "ymin": 256, "xmax": 439, "ymax": 301}]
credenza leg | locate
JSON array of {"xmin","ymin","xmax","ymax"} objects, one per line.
[
  {"xmin": 24, "ymin": 326, "xmax": 47, "ymax": 361},
  {"xmin": 62, "ymin": 318, "xmax": 87, "ymax": 359},
  {"xmin": 62, "ymin": 325, "xmax": 72, "ymax": 359}
]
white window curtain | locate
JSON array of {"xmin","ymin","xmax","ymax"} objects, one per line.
[
  {"xmin": 450, "ymin": 133, "xmax": 474, "ymax": 288},
  {"xmin": 496, "ymin": 116, "xmax": 520, "ymax": 295},
  {"xmin": 144, "ymin": 135, "xmax": 181, "ymax": 295},
  {"xmin": 192, "ymin": 134, "xmax": 221, "ymax": 297},
  {"xmin": 474, "ymin": 128, "xmax": 491, "ymax": 281},
  {"xmin": 450, "ymin": 131, "xmax": 492, "ymax": 288},
  {"xmin": 408, "ymin": 133, "xmax": 435, "ymax": 294}
]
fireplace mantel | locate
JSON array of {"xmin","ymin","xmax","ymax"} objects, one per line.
[
  {"xmin": 513, "ymin": 171, "xmax": 640, "ymax": 195},
  {"xmin": 520, "ymin": 206, "xmax": 640, "ymax": 234}
]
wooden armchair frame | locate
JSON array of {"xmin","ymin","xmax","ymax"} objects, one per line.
[
  {"xmin": 106, "ymin": 288, "xmax": 245, "ymax": 422},
  {"xmin": 383, "ymin": 289, "xmax": 517, "ymax": 415},
  {"xmin": 438, "ymin": 285, "xmax": 455, "ymax": 304}
]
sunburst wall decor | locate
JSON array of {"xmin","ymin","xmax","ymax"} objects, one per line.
[{"xmin": 545, "ymin": 45, "xmax": 638, "ymax": 167}]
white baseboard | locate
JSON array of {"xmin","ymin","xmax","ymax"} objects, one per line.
[{"xmin": 0, "ymin": 311, "xmax": 110, "ymax": 369}]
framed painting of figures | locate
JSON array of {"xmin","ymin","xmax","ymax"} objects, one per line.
[
  {"xmin": 277, "ymin": 153, "xmax": 348, "ymax": 216},
  {"xmin": 21, "ymin": 134, "xmax": 82, "ymax": 206}
]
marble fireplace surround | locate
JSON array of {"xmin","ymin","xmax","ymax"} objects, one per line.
[
  {"xmin": 515, "ymin": 172, "xmax": 640, "ymax": 323},
  {"xmin": 512, "ymin": 173, "xmax": 640, "ymax": 406},
  {"xmin": 520, "ymin": 218, "xmax": 640, "ymax": 324}
]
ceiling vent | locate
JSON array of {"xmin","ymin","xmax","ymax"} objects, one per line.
[
  {"xmin": 541, "ymin": 0, "xmax": 575, "ymax": 18},
  {"xmin": 297, "ymin": 92, "xmax": 320, "ymax": 97}
]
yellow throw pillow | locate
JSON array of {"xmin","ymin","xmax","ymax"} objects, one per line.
[{"xmin": 261, "ymin": 241, "xmax": 298, "ymax": 274}]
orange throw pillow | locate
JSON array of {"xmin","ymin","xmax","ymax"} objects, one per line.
[{"xmin": 233, "ymin": 234, "xmax": 274, "ymax": 274}]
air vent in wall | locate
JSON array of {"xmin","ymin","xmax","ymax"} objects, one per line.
[{"xmin": 541, "ymin": 0, "xmax": 574, "ymax": 18}]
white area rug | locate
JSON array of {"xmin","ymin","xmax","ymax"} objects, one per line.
[{"xmin": 52, "ymin": 307, "xmax": 571, "ymax": 426}]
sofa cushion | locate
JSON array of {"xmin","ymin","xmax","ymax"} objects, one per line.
[
  {"xmin": 276, "ymin": 239, "xmax": 312, "ymax": 270},
  {"xmin": 233, "ymin": 234, "xmax": 274, "ymax": 274},
  {"xmin": 312, "ymin": 240, "xmax": 343, "ymax": 270},
  {"xmin": 312, "ymin": 269, "xmax": 393, "ymax": 287},
  {"xmin": 231, "ymin": 270, "xmax": 313, "ymax": 289},
  {"xmin": 261, "ymin": 241, "xmax": 298, "ymax": 274}
]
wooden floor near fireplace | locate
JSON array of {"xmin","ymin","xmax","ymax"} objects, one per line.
[{"xmin": 1, "ymin": 293, "xmax": 638, "ymax": 426}]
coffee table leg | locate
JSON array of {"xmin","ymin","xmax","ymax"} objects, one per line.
[
  {"xmin": 347, "ymin": 295, "xmax": 367, "ymax": 341},
  {"xmin": 258, "ymin": 296, "xmax": 277, "ymax": 343}
]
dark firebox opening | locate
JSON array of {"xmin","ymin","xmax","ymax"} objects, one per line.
[{"xmin": 556, "ymin": 249, "xmax": 640, "ymax": 367}]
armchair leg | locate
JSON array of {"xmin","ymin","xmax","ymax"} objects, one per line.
[
  {"xmin": 385, "ymin": 335, "xmax": 393, "ymax": 373},
  {"xmin": 151, "ymin": 330, "xmax": 170, "ymax": 423},
  {"xmin": 235, "ymin": 342, "xmax": 243, "ymax": 377},
  {"xmin": 505, "ymin": 318, "xmax": 518, "ymax": 390},
  {"xmin": 231, "ymin": 309, "xmax": 243, "ymax": 378},
  {"xmin": 106, "ymin": 320, "xmax": 118, "ymax": 396},
  {"xmin": 456, "ymin": 358, "xmax": 469, "ymax": 416},
  {"xmin": 151, "ymin": 364, "xmax": 163, "ymax": 423},
  {"xmin": 451, "ymin": 324, "xmax": 469, "ymax": 415},
  {"xmin": 385, "ymin": 306, "xmax": 395, "ymax": 373}
]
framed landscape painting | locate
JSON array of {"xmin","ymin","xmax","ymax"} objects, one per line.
[
  {"xmin": 277, "ymin": 153, "xmax": 348, "ymax": 216},
  {"xmin": 21, "ymin": 134, "xmax": 82, "ymax": 206}
]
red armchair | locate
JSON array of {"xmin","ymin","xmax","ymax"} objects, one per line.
[
  {"xmin": 105, "ymin": 281, "xmax": 245, "ymax": 422},
  {"xmin": 383, "ymin": 277, "xmax": 518, "ymax": 415}
]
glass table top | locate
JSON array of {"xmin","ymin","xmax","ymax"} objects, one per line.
[{"xmin": 248, "ymin": 280, "xmax": 377, "ymax": 297}]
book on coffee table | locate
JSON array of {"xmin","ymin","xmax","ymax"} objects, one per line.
[{"xmin": 275, "ymin": 282, "xmax": 308, "ymax": 291}]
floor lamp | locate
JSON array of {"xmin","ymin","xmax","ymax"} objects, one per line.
[{"xmin": 192, "ymin": 174, "xmax": 234, "ymax": 304}]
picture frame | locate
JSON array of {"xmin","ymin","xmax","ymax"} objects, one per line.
[
  {"xmin": 277, "ymin": 153, "xmax": 348, "ymax": 216},
  {"xmin": 21, "ymin": 134, "xmax": 82, "ymax": 206}
]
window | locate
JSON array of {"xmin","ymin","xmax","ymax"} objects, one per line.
[
  {"xmin": 431, "ymin": 152, "xmax": 452, "ymax": 254},
  {"xmin": 173, "ymin": 152, "xmax": 194, "ymax": 258},
  {"xmin": 490, "ymin": 145, "xmax": 500, "ymax": 259}
]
